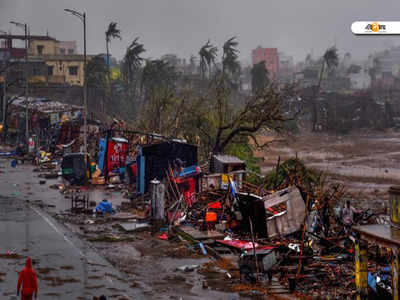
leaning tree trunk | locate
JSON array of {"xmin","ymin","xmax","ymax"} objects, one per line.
[{"xmin": 106, "ymin": 39, "xmax": 112, "ymax": 105}]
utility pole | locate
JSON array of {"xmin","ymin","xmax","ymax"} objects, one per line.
[
  {"xmin": 10, "ymin": 21, "xmax": 29, "ymax": 144},
  {"xmin": 24, "ymin": 23, "xmax": 28, "ymax": 144},
  {"xmin": 1, "ymin": 30, "xmax": 7, "ymax": 131},
  {"xmin": 65, "ymin": 9, "xmax": 87, "ymax": 155},
  {"xmin": 83, "ymin": 12, "xmax": 87, "ymax": 155},
  {"xmin": 2, "ymin": 70, "xmax": 5, "ymax": 126}
]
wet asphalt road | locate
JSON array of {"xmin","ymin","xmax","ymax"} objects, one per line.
[{"xmin": 0, "ymin": 158, "xmax": 147, "ymax": 300}]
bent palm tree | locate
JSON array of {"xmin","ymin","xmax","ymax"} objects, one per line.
[
  {"xmin": 199, "ymin": 40, "xmax": 218, "ymax": 79},
  {"xmin": 141, "ymin": 59, "xmax": 177, "ymax": 95},
  {"xmin": 121, "ymin": 37, "xmax": 145, "ymax": 99},
  {"xmin": 311, "ymin": 46, "xmax": 339, "ymax": 131},
  {"xmin": 251, "ymin": 60, "xmax": 269, "ymax": 95},
  {"xmin": 222, "ymin": 37, "xmax": 240, "ymax": 76},
  {"xmin": 317, "ymin": 46, "xmax": 339, "ymax": 92},
  {"xmin": 369, "ymin": 57, "xmax": 381, "ymax": 90},
  {"xmin": 105, "ymin": 22, "xmax": 121, "ymax": 80}
]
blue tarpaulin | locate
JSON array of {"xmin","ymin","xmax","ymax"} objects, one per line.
[
  {"xmin": 368, "ymin": 267, "xmax": 392, "ymax": 293},
  {"xmin": 368, "ymin": 272, "xmax": 376, "ymax": 292},
  {"xmin": 0, "ymin": 150, "xmax": 16, "ymax": 157},
  {"xmin": 98, "ymin": 138, "xmax": 106, "ymax": 176},
  {"xmin": 96, "ymin": 200, "xmax": 113, "ymax": 214}
]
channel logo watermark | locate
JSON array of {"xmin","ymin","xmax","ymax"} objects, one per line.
[{"xmin": 351, "ymin": 21, "xmax": 400, "ymax": 35}]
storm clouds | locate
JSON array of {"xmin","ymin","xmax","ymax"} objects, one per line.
[{"xmin": 1, "ymin": 0, "xmax": 399, "ymax": 62}]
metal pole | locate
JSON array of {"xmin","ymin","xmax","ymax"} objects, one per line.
[
  {"xmin": 83, "ymin": 13, "xmax": 87, "ymax": 155},
  {"xmin": 393, "ymin": 248, "xmax": 399, "ymax": 300},
  {"xmin": 24, "ymin": 23, "xmax": 29, "ymax": 145},
  {"xmin": 2, "ymin": 71, "xmax": 5, "ymax": 125},
  {"xmin": 355, "ymin": 239, "xmax": 368, "ymax": 300}
]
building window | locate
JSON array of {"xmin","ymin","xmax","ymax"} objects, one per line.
[
  {"xmin": 68, "ymin": 48, "xmax": 74, "ymax": 54},
  {"xmin": 48, "ymin": 66, "xmax": 53, "ymax": 76},
  {"xmin": 60, "ymin": 48, "xmax": 66, "ymax": 54},
  {"xmin": 69, "ymin": 66, "xmax": 78, "ymax": 76},
  {"xmin": 37, "ymin": 45, "xmax": 44, "ymax": 55}
]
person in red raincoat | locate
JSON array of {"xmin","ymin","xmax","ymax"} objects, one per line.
[{"xmin": 17, "ymin": 257, "xmax": 38, "ymax": 300}]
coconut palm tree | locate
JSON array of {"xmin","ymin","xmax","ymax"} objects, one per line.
[
  {"xmin": 86, "ymin": 55, "xmax": 108, "ymax": 89},
  {"xmin": 311, "ymin": 46, "xmax": 338, "ymax": 131},
  {"xmin": 141, "ymin": 59, "xmax": 177, "ymax": 95},
  {"xmin": 369, "ymin": 57, "xmax": 381, "ymax": 90},
  {"xmin": 121, "ymin": 37, "xmax": 145, "ymax": 99},
  {"xmin": 251, "ymin": 60, "xmax": 269, "ymax": 95},
  {"xmin": 105, "ymin": 22, "xmax": 121, "ymax": 79},
  {"xmin": 222, "ymin": 37, "xmax": 241, "ymax": 89},
  {"xmin": 222, "ymin": 37, "xmax": 240, "ymax": 76},
  {"xmin": 86, "ymin": 55, "xmax": 108, "ymax": 112},
  {"xmin": 199, "ymin": 40, "xmax": 218, "ymax": 79},
  {"xmin": 317, "ymin": 46, "xmax": 339, "ymax": 92}
]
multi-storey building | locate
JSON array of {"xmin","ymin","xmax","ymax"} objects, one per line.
[
  {"xmin": 251, "ymin": 47, "xmax": 279, "ymax": 78},
  {"xmin": 0, "ymin": 34, "xmax": 89, "ymax": 86}
]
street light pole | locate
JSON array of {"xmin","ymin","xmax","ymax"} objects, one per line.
[
  {"xmin": 24, "ymin": 23, "xmax": 28, "ymax": 144},
  {"xmin": 2, "ymin": 69, "xmax": 5, "ymax": 125},
  {"xmin": 83, "ymin": 12, "xmax": 87, "ymax": 156},
  {"xmin": 1, "ymin": 30, "xmax": 8, "ymax": 141},
  {"xmin": 10, "ymin": 21, "xmax": 29, "ymax": 145},
  {"xmin": 64, "ymin": 9, "xmax": 87, "ymax": 155}
]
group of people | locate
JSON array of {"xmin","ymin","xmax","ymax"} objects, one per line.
[{"xmin": 16, "ymin": 257, "xmax": 107, "ymax": 300}]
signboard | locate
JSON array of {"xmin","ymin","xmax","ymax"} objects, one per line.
[
  {"xmin": 221, "ymin": 174, "xmax": 234, "ymax": 190},
  {"xmin": 106, "ymin": 139, "xmax": 128, "ymax": 172}
]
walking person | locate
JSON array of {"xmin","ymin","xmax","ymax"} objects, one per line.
[
  {"xmin": 17, "ymin": 257, "xmax": 38, "ymax": 300},
  {"xmin": 342, "ymin": 200, "xmax": 360, "ymax": 234}
]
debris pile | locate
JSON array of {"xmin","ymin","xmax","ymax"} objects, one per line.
[{"xmin": 4, "ymin": 121, "xmax": 397, "ymax": 299}]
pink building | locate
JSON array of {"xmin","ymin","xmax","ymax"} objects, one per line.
[{"xmin": 252, "ymin": 47, "xmax": 279, "ymax": 78}]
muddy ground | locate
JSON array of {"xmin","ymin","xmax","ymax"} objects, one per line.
[
  {"xmin": 255, "ymin": 130, "xmax": 400, "ymax": 211},
  {"xmin": 5, "ymin": 129, "xmax": 395, "ymax": 299},
  {"xmin": 0, "ymin": 153, "xmax": 259, "ymax": 300}
]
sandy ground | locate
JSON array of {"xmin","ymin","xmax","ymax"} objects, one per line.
[{"xmin": 254, "ymin": 130, "xmax": 400, "ymax": 210}]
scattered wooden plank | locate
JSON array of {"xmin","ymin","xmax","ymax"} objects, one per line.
[{"xmin": 177, "ymin": 225, "xmax": 225, "ymax": 241}]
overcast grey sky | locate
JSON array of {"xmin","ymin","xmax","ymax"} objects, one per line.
[{"xmin": 1, "ymin": 0, "xmax": 400, "ymax": 64}]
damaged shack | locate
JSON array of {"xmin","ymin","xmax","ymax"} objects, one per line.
[
  {"xmin": 137, "ymin": 140, "xmax": 201, "ymax": 205},
  {"xmin": 7, "ymin": 97, "xmax": 82, "ymax": 147}
]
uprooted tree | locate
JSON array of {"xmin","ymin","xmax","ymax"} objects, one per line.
[
  {"xmin": 182, "ymin": 77, "xmax": 296, "ymax": 158},
  {"xmin": 136, "ymin": 74, "xmax": 295, "ymax": 160},
  {"xmin": 135, "ymin": 37, "xmax": 296, "ymax": 160}
]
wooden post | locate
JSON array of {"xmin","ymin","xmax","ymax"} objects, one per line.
[
  {"xmin": 393, "ymin": 248, "xmax": 399, "ymax": 300},
  {"xmin": 355, "ymin": 239, "xmax": 368, "ymax": 300},
  {"xmin": 151, "ymin": 179, "xmax": 165, "ymax": 231},
  {"xmin": 274, "ymin": 156, "xmax": 280, "ymax": 189},
  {"xmin": 249, "ymin": 217, "xmax": 260, "ymax": 282}
]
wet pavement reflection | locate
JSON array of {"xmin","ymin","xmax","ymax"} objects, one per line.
[{"xmin": 0, "ymin": 161, "xmax": 146, "ymax": 299}]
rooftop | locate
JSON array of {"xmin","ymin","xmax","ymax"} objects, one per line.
[
  {"xmin": 0, "ymin": 34, "xmax": 57, "ymax": 41},
  {"xmin": 12, "ymin": 97, "xmax": 81, "ymax": 114},
  {"xmin": 29, "ymin": 54, "xmax": 92, "ymax": 61},
  {"xmin": 213, "ymin": 154, "xmax": 244, "ymax": 164}
]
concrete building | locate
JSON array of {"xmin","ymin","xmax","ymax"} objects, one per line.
[
  {"xmin": 57, "ymin": 41, "xmax": 77, "ymax": 55},
  {"xmin": 28, "ymin": 36, "xmax": 59, "ymax": 56},
  {"xmin": 29, "ymin": 55, "xmax": 86, "ymax": 85},
  {"xmin": 251, "ymin": 47, "xmax": 279, "ymax": 78},
  {"xmin": 0, "ymin": 34, "xmax": 89, "ymax": 86}
]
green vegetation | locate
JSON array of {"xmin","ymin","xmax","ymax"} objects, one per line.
[
  {"xmin": 226, "ymin": 142, "xmax": 262, "ymax": 185},
  {"xmin": 85, "ymin": 29, "xmax": 296, "ymax": 169}
]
